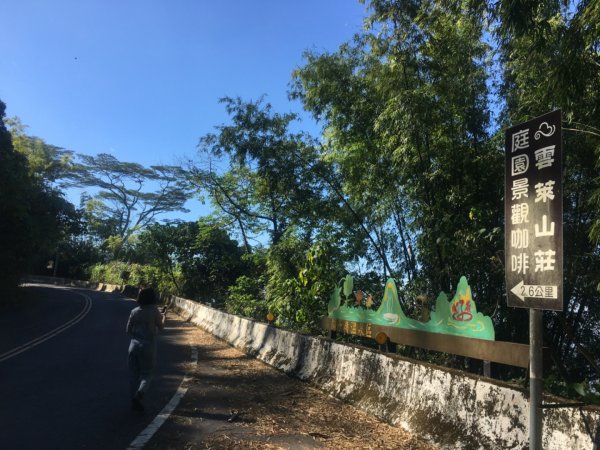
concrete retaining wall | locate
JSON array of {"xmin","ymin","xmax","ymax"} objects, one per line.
[
  {"xmin": 22, "ymin": 275, "xmax": 139, "ymax": 298},
  {"xmin": 169, "ymin": 295, "xmax": 600, "ymax": 450}
]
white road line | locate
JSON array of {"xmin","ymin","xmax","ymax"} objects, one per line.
[
  {"xmin": 127, "ymin": 386, "xmax": 189, "ymax": 449},
  {"xmin": 128, "ymin": 344, "xmax": 198, "ymax": 449},
  {"xmin": 0, "ymin": 293, "xmax": 92, "ymax": 363}
]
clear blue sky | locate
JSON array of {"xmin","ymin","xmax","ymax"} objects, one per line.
[{"xmin": 0, "ymin": 0, "xmax": 367, "ymax": 219}]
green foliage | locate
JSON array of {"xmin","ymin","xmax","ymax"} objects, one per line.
[
  {"xmin": 0, "ymin": 101, "xmax": 80, "ymax": 301},
  {"xmin": 225, "ymin": 249, "xmax": 269, "ymax": 318},
  {"xmin": 68, "ymin": 153, "xmax": 192, "ymax": 255},
  {"xmin": 53, "ymin": 237, "xmax": 102, "ymax": 280},
  {"xmin": 0, "ymin": 101, "xmax": 32, "ymax": 296},
  {"xmin": 292, "ymin": 0, "xmax": 505, "ymax": 308},
  {"xmin": 226, "ymin": 275, "xmax": 268, "ymax": 320},
  {"xmin": 192, "ymin": 96, "xmax": 328, "ymax": 247},
  {"xmin": 133, "ymin": 219, "xmax": 247, "ymax": 303},
  {"xmin": 5, "ymin": 116, "xmax": 74, "ymax": 183},
  {"xmin": 89, "ymin": 261, "xmax": 181, "ymax": 295},
  {"xmin": 544, "ymin": 374, "xmax": 600, "ymax": 406},
  {"xmin": 328, "ymin": 286, "xmax": 342, "ymax": 315},
  {"xmin": 180, "ymin": 218, "xmax": 246, "ymax": 303},
  {"xmin": 492, "ymin": 0, "xmax": 600, "ymax": 386},
  {"xmin": 264, "ymin": 236, "xmax": 344, "ymax": 332},
  {"xmin": 287, "ymin": 0, "xmax": 600, "ymax": 388},
  {"xmin": 134, "ymin": 222, "xmax": 198, "ymax": 295}
]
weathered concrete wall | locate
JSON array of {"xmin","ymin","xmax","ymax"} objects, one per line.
[{"xmin": 169, "ymin": 295, "xmax": 600, "ymax": 450}]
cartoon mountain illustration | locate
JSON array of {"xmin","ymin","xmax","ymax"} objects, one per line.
[
  {"xmin": 328, "ymin": 286, "xmax": 341, "ymax": 315},
  {"xmin": 327, "ymin": 274, "xmax": 495, "ymax": 341},
  {"xmin": 374, "ymin": 278, "xmax": 406, "ymax": 324},
  {"xmin": 429, "ymin": 276, "xmax": 495, "ymax": 340}
]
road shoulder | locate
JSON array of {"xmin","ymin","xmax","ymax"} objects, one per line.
[{"xmin": 146, "ymin": 313, "xmax": 436, "ymax": 450}]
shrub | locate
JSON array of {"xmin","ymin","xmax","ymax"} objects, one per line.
[{"xmin": 89, "ymin": 261, "xmax": 181, "ymax": 294}]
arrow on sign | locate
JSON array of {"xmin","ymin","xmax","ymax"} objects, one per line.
[{"xmin": 511, "ymin": 281, "xmax": 558, "ymax": 301}]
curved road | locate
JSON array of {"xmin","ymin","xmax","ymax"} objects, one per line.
[{"xmin": 0, "ymin": 284, "xmax": 189, "ymax": 450}]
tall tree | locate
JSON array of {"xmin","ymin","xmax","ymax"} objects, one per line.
[
  {"xmin": 133, "ymin": 219, "xmax": 248, "ymax": 302},
  {"xmin": 191, "ymin": 96, "xmax": 327, "ymax": 247},
  {"xmin": 5, "ymin": 116, "xmax": 74, "ymax": 183},
  {"xmin": 292, "ymin": 0, "xmax": 503, "ymax": 310},
  {"xmin": 180, "ymin": 219, "xmax": 246, "ymax": 302},
  {"xmin": 0, "ymin": 101, "xmax": 79, "ymax": 296},
  {"xmin": 493, "ymin": 0, "xmax": 600, "ymax": 385},
  {"xmin": 290, "ymin": 0, "xmax": 599, "ymax": 383},
  {"xmin": 0, "ymin": 101, "xmax": 33, "ymax": 294},
  {"xmin": 134, "ymin": 222, "xmax": 198, "ymax": 295},
  {"xmin": 69, "ymin": 153, "xmax": 193, "ymax": 257}
]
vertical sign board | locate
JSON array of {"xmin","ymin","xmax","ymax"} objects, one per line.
[{"xmin": 505, "ymin": 110, "xmax": 563, "ymax": 310}]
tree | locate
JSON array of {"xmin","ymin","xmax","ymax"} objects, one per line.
[
  {"xmin": 180, "ymin": 219, "xmax": 246, "ymax": 303},
  {"xmin": 134, "ymin": 222, "xmax": 199, "ymax": 295},
  {"xmin": 292, "ymin": 0, "xmax": 504, "ymax": 317},
  {"xmin": 191, "ymin": 96, "xmax": 327, "ymax": 247},
  {"xmin": 134, "ymin": 219, "xmax": 247, "ymax": 302},
  {"xmin": 0, "ymin": 101, "xmax": 33, "ymax": 295},
  {"xmin": 69, "ymin": 153, "xmax": 193, "ymax": 257},
  {"xmin": 5, "ymin": 116, "xmax": 74, "ymax": 183},
  {"xmin": 0, "ymin": 100, "xmax": 79, "ymax": 297},
  {"xmin": 193, "ymin": 166, "xmax": 260, "ymax": 253},
  {"xmin": 493, "ymin": 0, "xmax": 600, "ymax": 390},
  {"xmin": 264, "ymin": 235, "xmax": 345, "ymax": 332},
  {"xmin": 288, "ymin": 0, "xmax": 599, "ymax": 386}
]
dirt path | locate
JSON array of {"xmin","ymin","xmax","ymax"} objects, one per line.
[{"xmin": 146, "ymin": 314, "xmax": 437, "ymax": 450}]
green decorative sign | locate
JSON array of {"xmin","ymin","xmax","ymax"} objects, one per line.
[{"xmin": 327, "ymin": 276, "xmax": 495, "ymax": 341}]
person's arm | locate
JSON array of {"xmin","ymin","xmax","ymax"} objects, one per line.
[
  {"xmin": 126, "ymin": 311, "xmax": 134, "ymax": 335},
  {"xmin": 156, "ymin": 308, "xmax": 166, "ymax": 331}
]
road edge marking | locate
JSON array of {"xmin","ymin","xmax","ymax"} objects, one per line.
[
  {"xmin": 128, "ymin": 344, "xmax": 198, "ymax": 449},
  {"xmin": 0, "ymin": 292, "xmax": 92, "ymax": 363}
]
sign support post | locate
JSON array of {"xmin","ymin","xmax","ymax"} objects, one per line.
[{"xmin": 530, "ymin": 309, "xmax": 543, "ymax": 450}]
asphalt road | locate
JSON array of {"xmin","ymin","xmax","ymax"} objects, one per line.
[{"xmin": 0, "ymin": 285, "xmax": 189, "ymax": 450}]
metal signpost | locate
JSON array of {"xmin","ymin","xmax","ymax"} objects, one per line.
[{"xmin": 505, "ymin": 110, "xmax": 563, "ymax": 450}]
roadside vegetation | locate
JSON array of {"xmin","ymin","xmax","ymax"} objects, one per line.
[{"xmin": 1, "ymin": 0, "xmax": 598, "ymax": 403}]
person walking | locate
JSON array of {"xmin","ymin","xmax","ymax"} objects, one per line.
[{"xmin": 126, "ymin": 287, "xmax": 166, "ymax": 412}]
